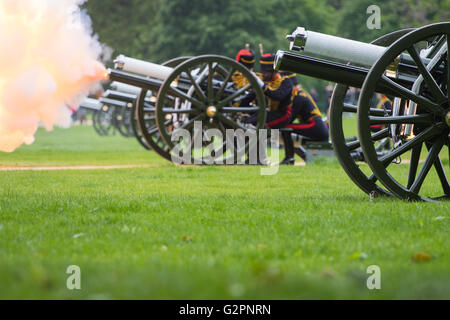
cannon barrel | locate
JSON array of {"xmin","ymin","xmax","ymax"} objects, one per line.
[
  {"xmin": 108, "ymin": 69, "xmax": 164, "ymax": 92},
  {"xmin": 108, "ymin": 68, "xmax": 195, "ymax": 102},
  {"xmin": 104, "ymin": 90, "xmax": 137, "ymax": 102},
  {"xmin": 287, "ymin": 27, "xmax": 388, "ymax": 67},
  {"xmin": 110, "ymin": 82, "xmax": 143, "ymax": 95},
  {"xmin": 275, "ymin": 50, "xmax": 369, "ymax": 88},
  {"xmin": 275, "ymin": 50, "xmax": 410, "ymax": 96},
  {"xmin": 109, "ymin": 60, "xmax": 237, "ymax": 99},
  {"xmin": 114, "ymin": 55, "xmax": 173, "ymax": 80},
  {"xmin": 286, "ymin": 27, "xmax": 422, "ymax": 68},
  {"xmin": 285, "ymin": 27, "xmax": 442, "ymax": 80},
  {"xmin": 79, "ymin": 98, "xmax": 102, "ymax": 111},
  {"xmin": 99, "ymin": 97, "xmax": 127, "ymax": 109}
]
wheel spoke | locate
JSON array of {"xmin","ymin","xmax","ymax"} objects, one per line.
[
  {"xmin": 447, "ymin": 34, "xmax": 450, "ymax": 108},
  {"xmin": 369, "ymin": 114, "xmax": 433, "ymax": 125},
  {"xmin": 217, "ymin": 120, "xmax": 227, "ymax": 135},
  {"xmin": 427, "ymin": 139, "xmax": 450, "ymax": 195},
  {"xmin": 217, "ymin": 84, "xmax": 252, "ymax": 107},
  {"xmin": 407, "ymin": 45, "xmax": 447, "ymax": 103},
  {"xmin": 380, "ymin": 125, "xmax": 443, "ymax": 165},
  {"xmin": 347, "ymin": 128, "xmax": 389, "ymax": 151},
  {"xmin": 186, "ymin": 70, "xmax": 207, "ymax": 102},
  {"xmin": 168, "ymin": 86, "xmax": 205, "ymax": 110},
  {"xmin": 343, "ymin": 104, "xmax": 388, "ymax": 116},
  {"xmin": 410, "ymin": 138, "xmax": 445, "ymax": 194},
  {"xmin": 221, "ymin": 106, "xmax": 261, "ymax": 113},
  {"xmin": 407, "ymin": 143, "xmax": 423, "ymax": 188},
  {"xmin": 215, "ymin": 68, "xmax": 235, "ymax": 101},
  {"xmin": 207, "ymin": 63, "xmax": 216, "ymax": 104},
  {"xmin": 434, "ymin": 154, "xmax": 450, "ymax": 195},
  {"xmin": 161, "ymin": 108, "xmax": 198, "ymax": 115},
  {"xmin": 147, "ymin": 126, "xmax": 159, "ymax": 136},
  {"xmin": 216, "ymin": 113, "xmax": 248, "ymax": 131},
  {"xmin": 172, "ymin": 114, "xmax": 204, "ymax": 133},
  {"xmin": 380, "ymin": 75, "xmax": 442, "ymax": 114}
]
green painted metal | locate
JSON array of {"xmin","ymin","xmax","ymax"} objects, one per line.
[
  {"xmin": 155, "ymin": 55, "xmax": 266, "ymax": 164},
  {"xmin": 136, "ymin": 57, "xmax": 192, "ymax": 159},
  {"xmin": 329, "ymin": 29, "xmax": 413, "ymax": 197},
  {"xmin": 357, "ymin": 23, "xmax": 450, "ymax": 201}
]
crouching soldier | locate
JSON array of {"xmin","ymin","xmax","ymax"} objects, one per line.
[
  {"xmin": 240, "ymin": 53, "xmax": 297, "ymax": 165},
  {"xmin": 282, "ymin": 88, "xmax": 329, "ymax": 164}
]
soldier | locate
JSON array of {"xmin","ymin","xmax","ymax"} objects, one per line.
[
  {"xmin": 280, "ymin": 71, "xmax": 300, "ymax": 90},
  {"xmin": 240, "ymin": 53, "xmax": 296, "ymax": 165},
  {"xmin": 283, "ymin": 87, "xmax": 330, "ymax": 164},
  {"xmin": 232, "ymin": 46, "xmax": 256, "ymax": 89}
]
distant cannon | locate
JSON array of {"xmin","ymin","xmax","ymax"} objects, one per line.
[
  {"xmin": 108, "ymin": 55, "xmax": 267, "ymax": 163},
  {"xmin": 276, "ymin": 23, "xmax": 449, "ymax": 201},
  {"xmin": 79, "ymin": 98, "xmax": 112, "ymax": 136}
]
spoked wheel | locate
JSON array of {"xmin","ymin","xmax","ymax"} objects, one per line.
[
  {"xmin": 92, "ymin": 110, "xmax": 105, "ymax": 136},
  {"xmin": 156, "ymin": 55, "xmax": 266, "ymax": 164},
  {"xmin": 330, "ymin": 29, "xmax": 414, "ymax": 197},
  {"xmin": 131, "ymin": 101, "xmax": 150, "ymax": 150},
  {"xmin": 94, "ymin": 104, "xmax": 116, "ymax": 136},
  {"xmin": 115, "ymin": 103, "xmax": 134, "ymax": 138},
  {"xmin": 358, "ymin": 22, "xmax": 450, "ymax": 201},
  {"xmin": 136, "ymin": 57, "xmax": 192, "ymax": 160}
]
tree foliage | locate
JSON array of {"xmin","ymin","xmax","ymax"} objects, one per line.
[{"xmin": 84, "ymin": 0, "xmax": 448, "ymax": 109}]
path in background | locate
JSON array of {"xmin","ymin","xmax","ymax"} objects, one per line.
[{"xmin": 0, "ymin": 164, "xmax": 157, "ymax": 171}]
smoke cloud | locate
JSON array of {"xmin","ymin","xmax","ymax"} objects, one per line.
[{"xmin": 0, "ymin": 0, "xmax": 106, "ymax": 152}]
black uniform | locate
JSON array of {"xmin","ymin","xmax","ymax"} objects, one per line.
[
  {"xmin": 287, "ymin": 88, "xmax": 329, "ymax": 142},
  {"xmin": 240, "ymin": 73, "xmax": 294, "ymax": 128}
]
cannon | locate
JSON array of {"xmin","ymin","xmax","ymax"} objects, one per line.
[
  {"xmin": 81, "ymin": 93, "xmax": 136, "ymax": 139},
  {"xmin": 107, "ymin": 54, "xmax": 268, "ymax": 163},
  {"xmin": 276, "ymin": 23, "xmax": 449, "ymax": 201},
  {"xmin": 108, "ymin": 82, "xmax": 151, "ymax": 149},
  {"xmin": 79, "ymin": 98, "xmax": 113, "ymax": 136}
]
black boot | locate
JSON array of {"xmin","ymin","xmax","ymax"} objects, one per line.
[
  {"xmin": 294, "ymin": 145, "xmax": 308, "ymax": 162},
  {"xmin": 281, "ymin": 131, "xmax": 296, "ymax": 165}
]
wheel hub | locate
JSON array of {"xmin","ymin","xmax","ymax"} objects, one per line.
[{"xmin": 206, "ymin": 106, "xmax": 217, "ymax": 118}]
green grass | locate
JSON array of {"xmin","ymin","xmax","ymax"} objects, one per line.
[{"xmin": 0, "ymin": 126, "xmax": 449, "ymax": 299}]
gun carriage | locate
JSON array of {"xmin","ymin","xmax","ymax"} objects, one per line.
[
  {"xmin": 276, "ymin": 23, "xmax": 449, "ymax": 201},
  {"xmin": 102, "ymin": 23, "xmax": 448, "ymax": 201},
  {"xmin": 79, "ymin": 97, "xmax": 112, "ymax": 136},
  {"xmin": 108, "ymin": 54, "xmax": 268, "ymax": 164}
]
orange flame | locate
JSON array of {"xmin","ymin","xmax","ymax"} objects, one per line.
[{"xmin": 0, "ymin": 0, "xmax": 106, "ymax": 152}]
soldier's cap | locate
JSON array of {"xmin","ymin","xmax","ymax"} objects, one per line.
[
  {"xmin": 260, "ymin": 53, "xmax": 276, "ymax": 72},
  {"xmin": 236, "ymin": 49, "xmax": 256, "ymax": 69}
]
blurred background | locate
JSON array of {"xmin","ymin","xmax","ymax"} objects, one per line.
[{"xmin": 84, "ymin": 0, "xmax": 449, "ymax": 111}]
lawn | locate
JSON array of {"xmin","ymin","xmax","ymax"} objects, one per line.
[{"xmin": 0, "ymin": 126, "xmax": 448, "ymax": 299}]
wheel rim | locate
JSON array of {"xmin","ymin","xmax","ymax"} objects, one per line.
[
  {"xmin": 358, "ymin": 22, "xmax": 450, "ymax": 201},
  {"xmin": 131, "ymin": 101, "xmax": 151, "ymax": 150},
  {"xmin": 330, "ymin": 29, "xmax": 414, "ymax": 196},
  {"xmin": 155, "ymin": 55, "xmax": 266, "ymax": 164},
  {"xmin": 96, "ymin": 104, "xmax": 116, "ymax": 136},
  {"xmin": 136, "ymin": 57, "xmax": 192, "ymax": 160},
  {"xmin": 115, "ymin": 105, "xmax": 133, "ymax": 138}
]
